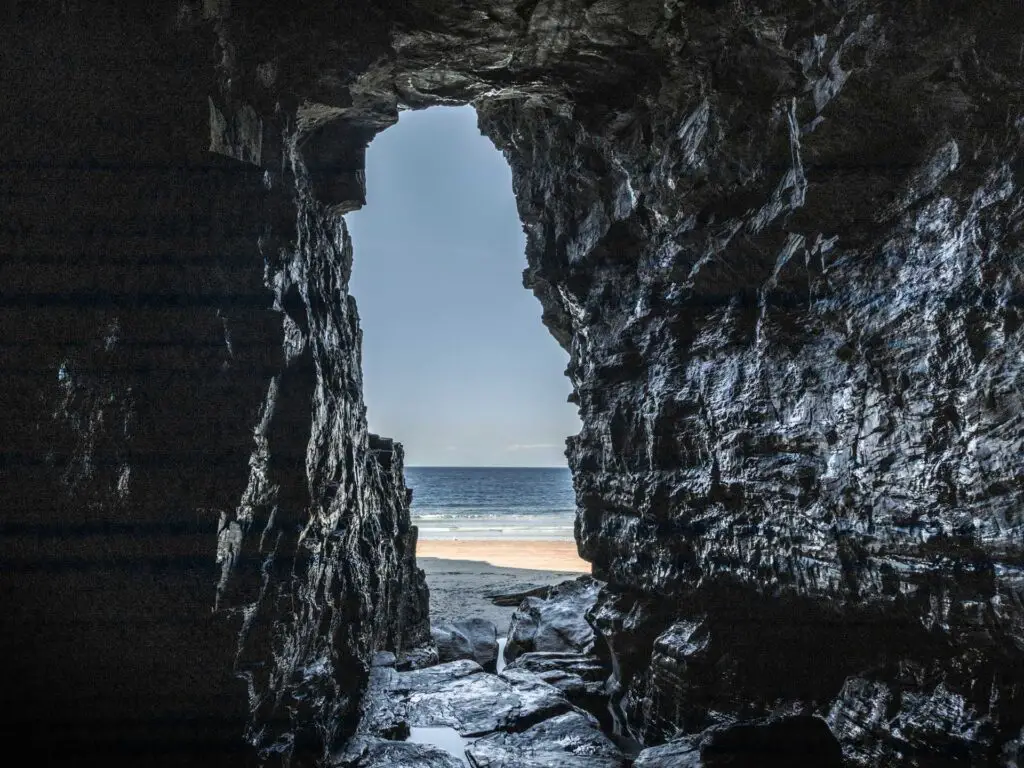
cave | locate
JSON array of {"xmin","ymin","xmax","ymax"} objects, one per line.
[{"xmin": 1, "ymin": 1, "xmax": 1023, "ymax": 766}]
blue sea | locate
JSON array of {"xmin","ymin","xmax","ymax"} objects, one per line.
[{"xmin": 405, "ymin": 467, "xmax": 576, "ymax": 541}]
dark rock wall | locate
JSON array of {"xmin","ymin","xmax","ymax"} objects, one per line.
[
  {"xmin": 0, "ymin": 3, "xmax": 427, "ymax": 765},
  {"xmin": 4, "ymin": 0, "xmax": 1024, "ymax": 765},
  {"xmin": 475, "ymin": 5, "xmax": 1024, "ymax": 763}
]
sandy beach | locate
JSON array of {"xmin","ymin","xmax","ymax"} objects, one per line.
[
  {"xmin": 416, "ymin": 539, "xmax": 589, "ymax": 572},
  {"xmin": 418, "ymin": 542, "xmax": 591, "ymax": 634}
]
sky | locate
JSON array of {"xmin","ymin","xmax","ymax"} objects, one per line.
[{"xmin": 346, "ymin": 106, "xmax": 581, "ymax": 468}]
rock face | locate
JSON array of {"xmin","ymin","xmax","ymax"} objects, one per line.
[
  {"xmin": 360, "ymin": 659, "xmax": 572, "ymax": 738},
  {"xmin": 466, "ymin": 711, "xmax": 625, "ymax": 768},
  {"xmin": 338, "ymin": 737, "xmax": 466, "ymax": 768},
  {"xmin": 0, "ymin": 4, "xmax": 429, "ymax": 765},
  {"xmin": 503, "ymin": 651, "xmax": 611, "ymax": 729},
  {"xmin": 505, "ymin": 577, "xmax": 601, "ymax": 662},
  {"xmin": 4, "ymin": 1, "xmax": 1024, "ymax": 765},
  {"xmin": 633, "ymin": 716, "xmax": 844, "ymax": 768},
  {"xmin": 504, "ymin": 652, "xmax": 606, "ymax": 700},
  {"xmin": 433, "ymin": 619, "xmax": 500, "ymax": 671}
]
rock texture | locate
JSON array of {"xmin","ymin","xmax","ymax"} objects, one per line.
[
  {"xmin": 0, "ymin": 4, "xmax": 429, "ymax": 765},
  {"xmin": 466, "ymin": 711, "xmax": 625, "ymax": 768},
  {"xmin": 505, "ymin": 577, "xmax": 601, "ymax": 662},
  {"xmin": 433, "ymin": 618, "xmax": 500, "ymax": 671},
  {"xmin": 360, "ymin": 659, "xmax": 572, "ymax": 738},
  {"xmin": 504, "ymin": 652, "xmax": 606, "ymax": 700},
  {"xmin": 337, "ymin": 737, "xmax": 466, "ymax": 768},
  {"xmin": 4, "ymin": 0, "xmax": 1024, "ymax": 765},
  {"xmin": 633, "ymin": 715, "xmax": 844, "ymax": 767}
]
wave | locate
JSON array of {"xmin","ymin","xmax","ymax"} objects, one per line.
[{"xmin": 411, "ymin": 509, "xmax": 575, "ymax": 520}]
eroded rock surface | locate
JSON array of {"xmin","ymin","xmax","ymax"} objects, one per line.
[
  {"xmin": 504, "ymin": 652, "xmax": 606, "ymax": 699},
  {"xmin": 336, "ymin": 737, "xmax": 465, "ymax": 768},
  {"xmin": 505, "ymin": 577, "xmax": 601, "ymax": 662},
  {"xmin": 465, "ymin": 711, "xmax": 625, "ymax": 768},
  {"xmin": 4, "ymin": 0, "xmax": 1024, "ymax": 764},
  {"xmin": 433, "ymin": 618, "xmax": 500, "ymax": 671},
  {"xmin": 632, "ymin": 716, "xmax": 844, "ymax": 768},
  {"xmin": 360, "ymin": 659, "xmax": 571, "ymax": 738}
]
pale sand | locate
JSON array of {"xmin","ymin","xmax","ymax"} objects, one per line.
[
  {"xmin": 418, "ymin": 544, "xmax": 591, "ymax": 634},
  {"xmin": 416, "ymin": 539, "xmax": 590, "ymax": 572}
]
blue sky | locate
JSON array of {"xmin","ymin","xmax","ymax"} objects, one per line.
[{"xmin": 346, "ymin": 106, "xmax": 581, "ymax": 467}]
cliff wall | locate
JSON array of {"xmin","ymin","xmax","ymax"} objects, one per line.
[
  {"xmin": 0, "ymin": 4, "xmax": 427, "ymax": 765},
  {"xmin": 2, "ymin": 1, "xmax": 1022, "ymax": 764}
]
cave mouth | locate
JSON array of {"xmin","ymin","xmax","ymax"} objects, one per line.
[{"xmin": 344, "ymin": 103, "xmax": 588, "ymax": 626}]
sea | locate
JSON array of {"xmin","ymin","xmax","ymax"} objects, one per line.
[{"xmin": 405, "ymin": 466, "xmax": 576, "ymax": 541}]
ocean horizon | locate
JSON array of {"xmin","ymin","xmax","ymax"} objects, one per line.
[{"xmin": 405, "ymin": 466, "xmax": 576, "ymax": 541}]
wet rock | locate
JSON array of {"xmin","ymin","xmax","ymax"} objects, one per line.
[
  {"xmin": 372, "ymin": 652, "xmax": 398, "ymax": 668},
  {"xmin": 633, "ymin": 739, "xmax": 702, "ymax": 768},
  {"xmin": 397, "ymin": 646, "xmax": 440, "ymax": 671},
  {"xmin": 488, "ymin": 586, "xmax": 552, "ymax": 607},
  {"xmin": 466, "ymin": 711, "xmax": 625, "ymax": 768},
  {"xmin": 505, "ymin": 577, "xmax": 601, "ymax": 663},
  {"xmin": 503, "ymin": 651, "xmax": 611, "ymax": 727},
  {"xmin": 7, "ymin": 0, "xmax": 1024, "ymax": 762},
  {"xmin": 504, "ymin": 652, "xmax": 606, "ymax": 699},
  {"xmin": 635, "ymin": 716, "xmax": 842, "ymax": 767},
  {"xmin": 432, "ymin": 618, "xmax": 499, "ymax": 671},
  {"xmin": 361, "ymin": 659, "xmax": 571, "ymax": 738},
  {"xmin": 337, "ymin": 736, "xmax": 465, "ymax": 768},
  {"xmin": 827, "ymin": 674, "xmax": 1008, "ymax": 765}
]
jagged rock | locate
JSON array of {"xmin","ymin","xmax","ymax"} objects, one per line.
[
  {"xmin": 634, "ymin": 716, "xmax": 843, "ymax": 768},
  {"xmin": 361, "ymin": 659, "xmax": 571, "ymax": 738},
  {"xmin": 505, "ymin": 577, "xmax": 601, "ymax": 664},
  {"xmin": 372, "ymin": 652, "xmax": 398, "ymax": 668},
  {"xmin": 633, "ymin": 739, "xmax": 702, "ymax": 768},
  {"xmin": 827, "ymin": 674, "xmax": 1007, "ymax": 765},
  {"xmin": 466, "ymin": 711, "xmax": 625, "ymax": 768},
  {"xmin": 487, "ymin": 586, "xmax": 552, "ymax": 607},
  {"xmin": 336, "ymin": 736, "xmax": 465, "ymax": 768},
  {"xmin": 397, "ymin": 646, "xmax": 441, "ymax": 671},
  {"xmin": 5, "ymin": 0, "xmax": 1024, "ymax": 763},
  {"xmin": 504, "ymin": 652, "xmax": 606, "ymax": 699},
  {"xmin": 502, "ymin": 651, "xmax": 611, "ymax": 728},
  {"xmin": 432, "ymin": 618, "xmax": 499, "ymax": 671}
]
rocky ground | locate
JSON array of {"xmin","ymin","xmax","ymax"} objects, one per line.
[{"xmin": 339, "ymin": 577, "xmax": 847, "ymax": 767}]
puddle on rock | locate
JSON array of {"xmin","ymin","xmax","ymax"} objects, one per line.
[
  {"xmin": 407, "ymin": 726, "xmax": 473, "ymax": 766},
  {"xmin": 496, "ymin": 637, "xmax": 507, "ymax": 673}
]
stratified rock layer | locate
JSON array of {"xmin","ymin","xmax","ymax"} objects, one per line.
[{"xmin": 3, "ymin": 1, "xmax": 1024, "ymax": 765}]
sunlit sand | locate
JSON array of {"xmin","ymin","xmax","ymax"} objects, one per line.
[{"xmin": 416, "ymin": 539, "xmax": 590, "ymax": 573}]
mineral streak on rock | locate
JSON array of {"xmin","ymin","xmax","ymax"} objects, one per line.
[{"xmin": 2, "ymin": 0, "xmax": 1024, "ymax": 765}]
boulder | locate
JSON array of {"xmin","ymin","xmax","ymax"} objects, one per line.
[
  {"xmin": 432, "ymin": 618, "xmax": 499, "ymax": 671},
  {"xmin": 371, "ymin": 651, "xmax": 398, "ymax": 668},
  {"xmin": 503, "ymin": 651, "xmax": 606, "ymax": 699},
  {"xmin": 466, "ymin": 711, "xmax": 625, "ymax": 768},
  {"xmin": 633, "ymin": 739, "xmax": 703, "ymax": 768},
  {"xmin": 361, "ymin": 659, "xmax": 571, "ymax": 738},
  {"xmin": 505, "ymin": 577, "xmax": 601, "ymax": 664},
  {"xmin": 336, "ymin": 736, "xmax": 465, "ymax": 768},
  {"xmin": 634, "ymin": 716, "xmax": 843, "ymax": 767},
  {"xmin": 397, "ymin": 645, "xmax": 440, "ymax": 671},
  {"xmin": 503, "ymin": 651, "xmax": 611, "ymax": 727}
]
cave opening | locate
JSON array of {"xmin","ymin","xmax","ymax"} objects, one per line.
[{"xmin": 345, "ymin": 105, "xmax": 584, "ymax": 548}]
